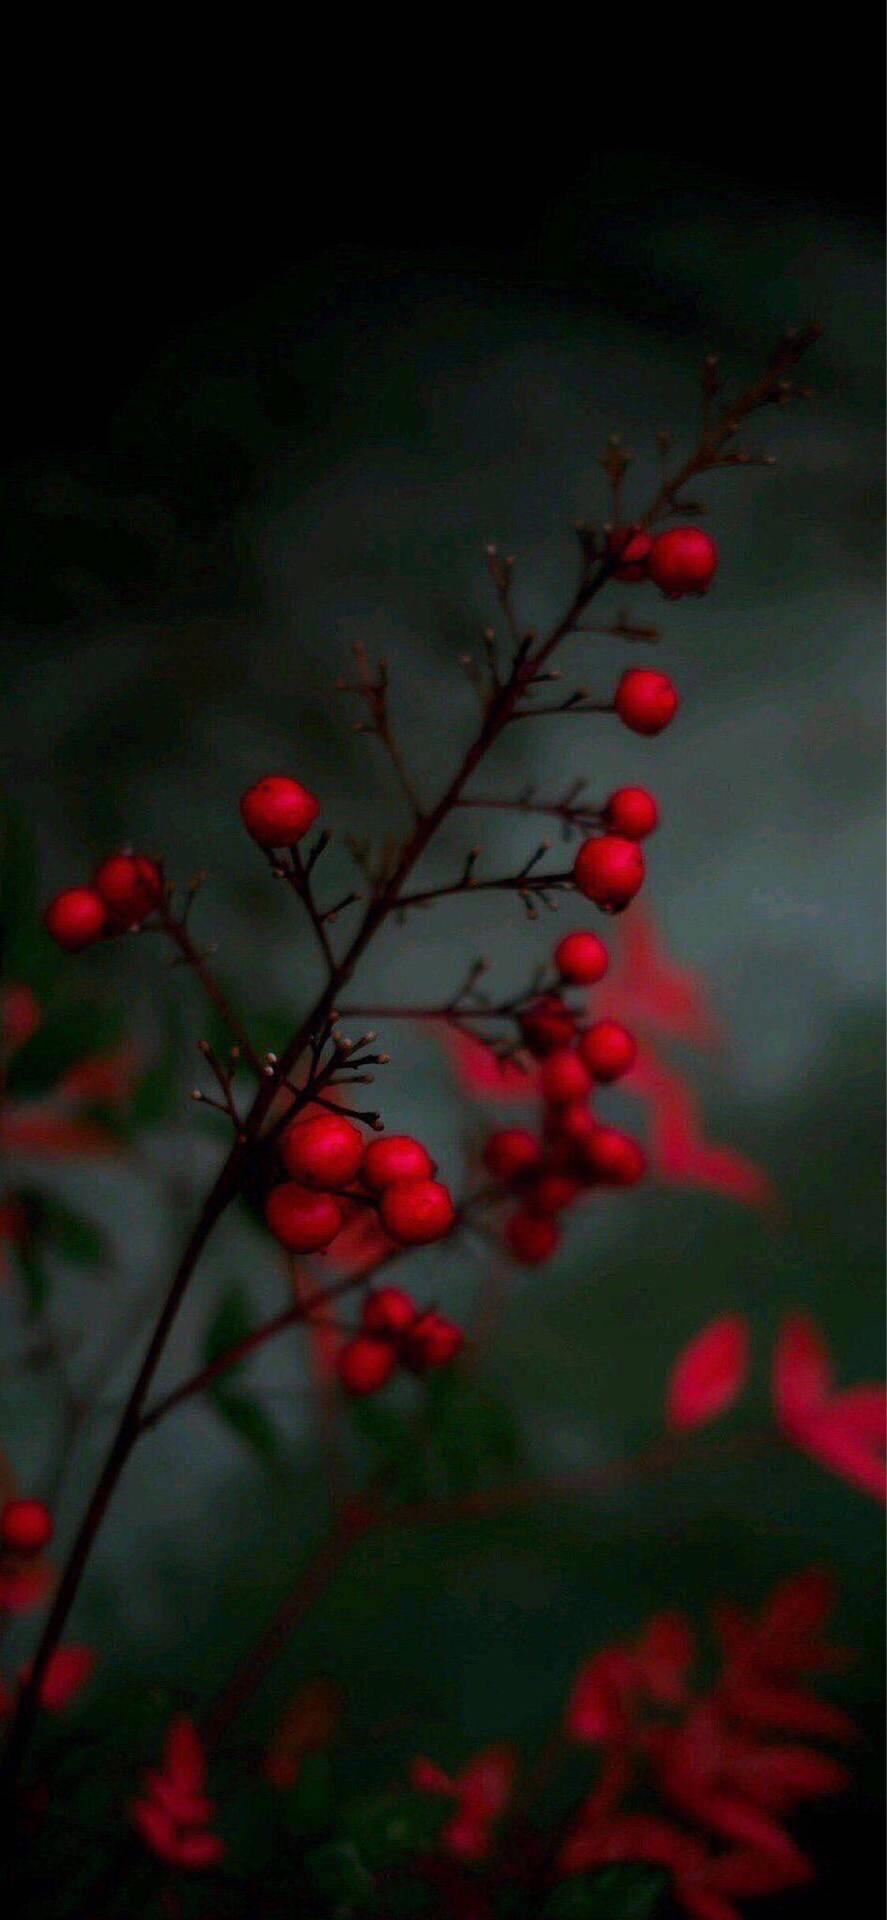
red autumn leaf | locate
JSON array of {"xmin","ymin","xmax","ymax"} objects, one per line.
[
  {"xmin": 598, "ymin": 908, "xmax": 723, "ymax": 1051},
  {"xmin": 23, "ymin": 1644, "xmax": 95, "ymax": 1711},
  {"xmin": 630, "ymin": 1048, "xmax": 775, "ymax": 1211},
  {"xmin": 439, "ymin": 1025, "xmax": 537, "ymax": 1102},
  {"xmin": 666, "ymin": 1315, "xmax": 750, "ymax": 1430},
  {"xmin": 773, "ymin": 1314, "xmax": 886, "ymax": 1503}
]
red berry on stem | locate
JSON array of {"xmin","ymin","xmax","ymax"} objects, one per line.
[
  {"xmin": 554, "ymin": 930, "xmax": 609, "ymax": 985},
  {"xmin": 1, "ymin": 1498, "xmax": 53, "ymax": 1556},
  {"xmin": 282, "ymin": 1112, "xmax": 365, "ymax": 1190},
  {"xmin": 362, "ymin": 1135, "xmax": 435, "ymax": 1192},
  {"xmin": 337, "ymin": 1336, "xmax": 397, "ymax": 1396},
  {"xmin": 361, "ymin": 1287, "xmax": 418, "ymax": 1339},
  {"xmin": 403, "ymin": 1312, "xmax": 465, "ymax": 1373},
  {"xmin": 581, "ymin": 1125, "xmax": 646, "ymax": 1186},
  {"xmin": 607, "ymin": 526, "xmax": 653, "ymax": 582},
  {"xmin": 524, "ymin": 1171, "xmax": 581, "ymax": 1214},
  {"xmin": 519, "ymin": 995, "xmax": 576, "ymax": 1057},
  {"xmin": 264, "ymin": 1183, "xmax": 344, "ymax": 1252},
  {"xmin": 379, "ymin": 1178, "xmax": 455, "ymax": 1245},
  {"xmin": 614, "ymin": 669, "xmax": 678, "ymax": 736},
  {"xmin": 551, "ymin": 1101, "xmax": 599, "ymax": 1149},
  {"xmin": 240, "ymin": 776, "xmax": 320, "ymax": 849},
  {"xmin": 93, "ymin": 852, "xmax": 163, "ymax": 929},
  {"xmin": 573, "ymin": 836, "xmax": 644, "ymax": 913},
  {"xmin": 602, "ymin": 787, "xmax": 659, "ymax": 840},
  {"xmin": 579, "ymin": 1020, "xmax": 637, "ymax": 1082},
  {"xmin": 44, "ymin": 888, "xmax": 107, "ymax": 952},
  {"xmin": 505, "ymin": 1208, "xmax": 560, "ymax": 1264},
  {"xmin": 539, "ymin": 1048, "xmax": 592, "ymax": 1106},
  {"xmin": 483, "ymin": 1128, "xmax": 542, "ymax": 1184},
  {"xmin": 647, "ymin": 526, "xmax": 717, "ymax": 597}
]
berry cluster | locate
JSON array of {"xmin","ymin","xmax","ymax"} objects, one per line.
[
  {"xmin": 337, "ymin": 1287, "xmax": 464, "ymax": 1396},
  {"xmin": 607, "ymin": 523, "xmax": 718, "ymax": 598},
  {"xmin": 44, "ymin": 852, "xmax": 163, "ymax": 951},
  {"xmin": 264, "ymin": 1117, "xmax": 456, "ymax": 1256}
]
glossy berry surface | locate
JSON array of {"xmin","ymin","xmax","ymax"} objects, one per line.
[
  {"xmin": 602, "ymin": 787, "xmax": 659, "ymax": 840},
  {"xmin": 403, "ymin": 1312, "xmax": 465, "ymax": 1372},
  {"xmin": 647, "ymin": 526, "xmax": 717, "ymax": 597},
  {"xmin": 483, "ymin": 1129, "xmax": 542, "ymax": 1184},
  {"xmin": 282, "ymin": 1113, "xmax": 365, "ymax": 1190},
  {"xmin": 44, "ymin": 888, "xmax": 107, "ymax": 952},
  {"xmin": 554, "ymin": 930, "xmax": 609, "ymax": 985},
  {"xmin": 1, "ymin": 1498, "xmax": 53, "ymax": 1556},
  {"xmin": 614, "ymin": 669, "xmax": 678, "ymax": 736},
  {"xmin": 505, "ymin": 1208, "xmax": 560, "ymax": 1265},
  {"xmin": 93, "ymin": 853, "xmax": 163, "ymax": 929},
  {"xmin": 264, "ymin": 1182, "xmax": 343, "ymax": 1252},
  {"xmin": 539, "ymin": 1048, "xmax": 592, "ymax": 1106},
  {"xmin": 362, "ymin": 1135, "xmax": 435, "ymax": 1192},
  {"xmin": 240, "ymin": 776, "xmax": 320, "ymax": 849},
  {"xmin": 379, "ymin": 1178, "xmax": 455, "ymax": 1245},
  {"xmin": 337, "ymin": 1336, "xmax": 397, "ymax": 1396},
  {"xmin": 573, "ymin": 835, "xmax": 645, "ymax": 913},
  {"xmin": 579, "ymin": 1020, "xmax": 638, "ymax": 1082},
  {"xmin": 361, "ymin": 1287, "xmax": 418, "ymax": 1339},
  {"xmin": 581, "ymin": 1125, "xmax": 646, "ymax": 1186}
]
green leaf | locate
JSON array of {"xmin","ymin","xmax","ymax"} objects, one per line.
[
  {"xmin": 5, "ymin": 998, "xmax": 120, "ymax": 1099},
  {"xmin": 541, "ymin": 1867, "xmax": 667, "ymax": 1919},
  {"xmin": 425, "ymin": 1371, "xmax": 521, "ymax": 1492},
  {"xmin": 31, "ymin": 1194, "xmax": 105, "ymax": 1266},
  {"xmin": 348, "ymin": 1399, "xmax": 430, "ymax": 1502},
  {"xmin": 205, "ymin": 1283, "xmax": 253, "ymax": 1367},
  {"xmin": 210, "ymin": 1385, "xmax": 279, "ymax": 1463}
]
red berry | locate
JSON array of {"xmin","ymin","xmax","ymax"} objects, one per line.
[
  {"xmin": 504, "ymin": 1208, "xmax": 560, "ymax": 1264},
  {"xmin": 539, "ymin": 1048, "xmax": 592, "ymax": 1106},
  {"xmin": 573, "ymin": 836, "xmax": 644, "ymax": 913},
  {"xmin": 362, "ymin": 1135, "xmax": 435, "ymax": 1192},
  {"xmin": 614, "ymin": 669, "xmax": 678, "ymax": 737},
  {"xmin": 580, "ymin": 1125, "xmax": 646, "ymax": 1186},
  {"xmin": 378, "ymin": 1178, "xmax": 455, "ymax": 1245},
  {"xmin": 607, "ymin": 525, "xmax": 653, "ymax": 582},
  {"xmin": 524, "ymin": 1171, "xmax": 581, "ymax": 1214},
  {"xmin": 647, "ymin": 526, "xmax": 717, "ymax": 598},
  {"xmin": 551, "ymin": 1101, "xmax": 598, "ymax": 1149},
  {"xmin": 602, "ymin": 787, "xmax": 659, "ymax": 840},
  {"xmin": 240, "ymin": 776, "xmax": 320, "ymax": 849},
  {"xmin": 361, "ymin": 1287, "xmax": 418, "ymax": 1339},
  {"xmin": 93, "ymin": 852, "xmax": 163, "ymax": 929},
  {"xmin": 403, "ymin": 1311, "xmax": 465, "ymax": 1373},
  {"xmin": 264, "ymin": 1182, "xmax": 344, "ymax": 1252},
  {"xmin": 579, "ymin": 1019, "xmax": 637, "ymax": 1082},
  {"xmin": 554, "ymin": 930, "xmax": 609, "ymax": 985},
  {"xmin": 44, "ymin": 888, "xmax": 107, "ymax": 952},
  {"xmin": 1, "ymin": 1498, "xmax": 52, "ymax": 1557},
  {"xmin": 483, "ymin": 1128, "xmax": 542, "ymax": 1184},
  {"xmin": 337, "ymin": 1335, "xmax": 397, "ymax": 1396},
  {"xmin": 519, "ymin": 995, "xmax": 576, "ymax": 1057},
  {"xmin": 282, "ymin": 1112, "xmax": 365, "ymax": 1190}
]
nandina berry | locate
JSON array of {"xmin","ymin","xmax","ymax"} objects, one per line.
[
  {"xmin": 362, "ymin": 1134, "xmax": 436, "ymax": 1192},
  {"xmin": 524, "ymin": 1171, "xmax": 582, "ymax": 1214},
  {"xmin": 282, "ymin": 1112, "xmax": 365, "ymax": 1190},
  {"xmin": 483, "ymin": 1128, "xmax": 542, "ymax": 1184},
  {"xmin": 554, "ymin": 930, "xmax": 609, "ymax": 985},
  {"xmin": 647, "ymin": 526, "xmax": 717, "ymax": 597},
  {"xmin": 602, "ymin": 787, "xmax": 659, "ymax": 840},
  {"xmin": 573, "ymin": 836, "xmax": 644, "ymax": 913},
  {"xmin": 614, "ymin": 669, "xmax": 678, "ymax": 736},
  {"xmin": 551, "ymin": 1101, "xmax": 599, "ymax": 1149},
  {"xmin": 1, "ymin": 1498, "xmax": 52, "ymax": 1557},
  {"xmin": 505, "ymin": 1208, "xmax": 560, "ymax": 1264},
  {"xmin": 44, "ymin": 888, "xmax": 106, "ymax": 952},
  {"xmin": 581, "ymin": 1125, "xmax": 646, "ymax": 1186},
  {"xmin": 240, "ymin": 776, "xmax": 320, "ymax": 849},
  {"xmin": 93, "ymin": 852, "xmax": 163, "ymax": 929},
  {"xmin": 607, "ymin": 525, "xmax": 653, "ymax": 582},
  {"xmin": 403, "ymin": 1311, "xmax": 465, "ymax": 1373},
  {"xmin": 337, "ymin": 1335, "xmax": 397, "ymax": 1396},
  {"xmin": 361, "ymin": 1287, "xmax": 418, "ymax": 1339},
  {"xmin": 539, "ymin": 1048, "xmax": 592, "ymax": 1106},
  {"xmin": 264, "ymin": 1182, "xmax": 344, "ymax": 1252},
  {"xmin": 519, "ymin": 995, "xmax": 576, "ymax": 1057},
  {"xmin": 378, "ymin": 1178, "xmax": 455, "ymax": 1245},
  {"xmin": 579, "ymin": 1019, "xmax": 637, "ymax": 1082}
]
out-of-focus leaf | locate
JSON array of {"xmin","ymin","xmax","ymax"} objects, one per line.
[
  {"xmin": 24, "ymin": 1192, "xmax": 105, "ymax": 1267},
  {"xmin": 426, "ymin": 1371, "xmax": 521, "ymax": 1492},
  {"xmin": 205, "ymin": 1283, "xmax": 253, "ymax": 1367},
  {"xmin": 210, "ymin": 1385, "xmax": 279, "ymax": 1464},
  {"xmin": 541, "ymin": 1867, "xmax": 667, "ymax": 1918},
  {"xmin": 342, "ymin": 1789, "xmax": 446, "ymax": 1868},
  {"xmin": 348, "ymin": 1399, "xmax": 430, "ymax": 1502},
  {"xmin": 19, "ymin": 1240, "xmax": 51, "ymax": 1320},
  {"xmin": 306, "ymin": 1837, "xmax": 375, "ymax": 1908},
  {"xmin": 5, "ymin": 1000, "xmax": 120, "ymax": 1099}
]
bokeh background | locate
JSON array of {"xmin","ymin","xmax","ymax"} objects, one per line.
[{"xmin": 1, "ymin": 110, "xmax": 883, "ymax": 1916}]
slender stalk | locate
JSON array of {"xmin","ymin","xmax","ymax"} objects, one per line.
[{"xmin": 160, "ymin": 907, "xmax": 263, "ymax": 1076}]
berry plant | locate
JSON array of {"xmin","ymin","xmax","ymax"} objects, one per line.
[{"xmin": 1, "ymin": 324, "xmax": 883, "ymax": 1918}]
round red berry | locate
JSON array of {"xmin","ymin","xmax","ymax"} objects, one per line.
[
  {"xmin": 581, "ymin": 1125, "xmax": 646, "ymax": 1186},
  {"xmin": 483, "ymin": 1128, "xmax": 542, "ymax": 1184},
  {"xmin": 264, "ymin": 1182, "xmax": 344, "ymax": 1252},
  {"xmin": 519, "ymin": 995, "xmax": 576, "ymax": 1057},
  {"xmin": 1, "ymin": 1498, "xmax": 53, "ymax": 1557},
  {"xmin": 614, "ymin": 669, "xmax": 678, "ymax": 737},
  {"xmin": 240, "ymin": 776, "xmax": 320, "ymax": 849},
  {"xmin": 602, "ymin": 787, "xmax": 659, "ymax": 840},
  {"xmin": 504, "ymin": 1208, "xmax": 560, "ymax": 1264},
  {"xmin": 573, "ymin": 836, "xmax": 644, "ymax": 913},
  {"xmin": 550, "ymin": 1100, "xmax": 598, "ymax": 1149},
  {"xmin": 93, "ymin": 852, "xmax": 163, "ymax": 929},
  {"xmin": 579, "ymin": 1020, "xmax": 637, "ymax": 1082},
  {"xmin": 361, "ymin": 1287, "xmax": 418, "ymax": 1339},
  {"xmin": 607, "ymin": 526, "xmax": 653, "ymax": 582},
  {"xmin": 539, "ymin": 1048, "xmax": 592, "ymax": 1106},
  {"xmin": 44, "ymin": 888, "xmax": 107, "ymax": 952},
  {"xmin": 282, "ymin": 1112, "xmax": 365, "ymax": 1190},
  {"xmin": 647, "ymin": 526, "xmax": 717, "ymax": 598},
  {"xmin": 337, "ymin": 1335, "xmax": 397, "ymax": 1396},
  {"xmin": 524, "ymin": 1171, "xmax": 581, "ymax": 1214},
  {"xmin": 362, "ymin": 1135, "xmax": 436, "ymax": 1192},
  {"xmin": 378, "ymin": 1178, "xmax": 455, "ymax": 1245},
  {"xmin": 554, "ymin": 930, "xmax": 609, "ymax": 985},
  {"xmin": 403, "ymin": 1312, "xmax": 465, "ymax": 1373}
]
